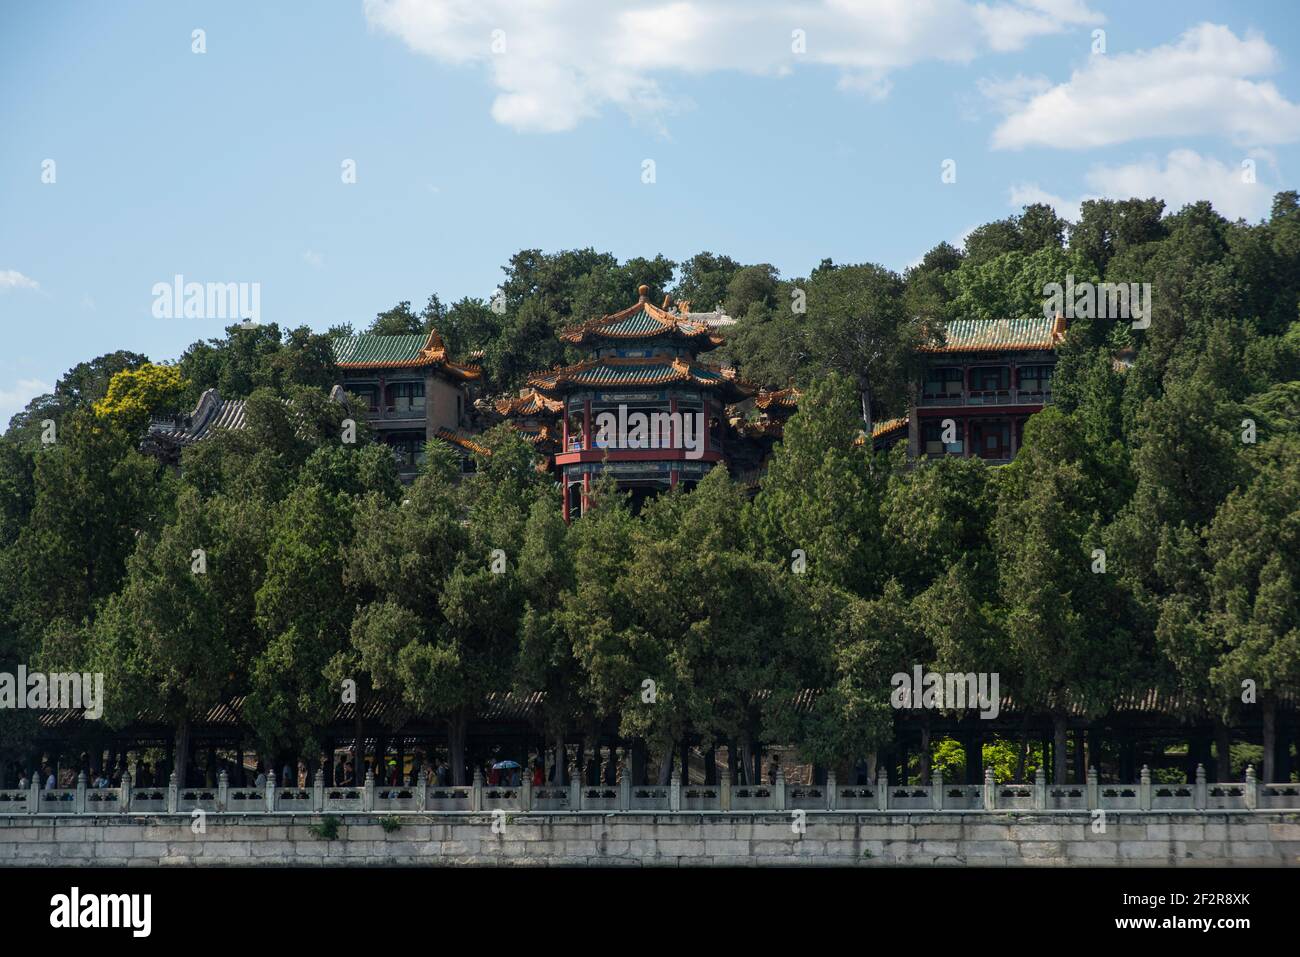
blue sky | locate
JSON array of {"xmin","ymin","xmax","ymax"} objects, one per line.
[{"xmin": 3, "ymin": 0, "xmax": 1299, "ymax": 424}]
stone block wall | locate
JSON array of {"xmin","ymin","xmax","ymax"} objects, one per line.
[{"xmin": 1, "ymin": 811, "xmax": 1297, "ymax": 867}]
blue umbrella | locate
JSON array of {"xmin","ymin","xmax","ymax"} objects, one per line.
[{"xmin": 492, "ymin": 760, "xmax": 522, "ymax": 770}]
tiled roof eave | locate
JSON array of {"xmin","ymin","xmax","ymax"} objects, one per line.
[
  {"xmin": 919, "ymin": 342, "xmax": 1058, "ymax": 354},
  {"xmin": 336, "ymin": 358, "xmax": 440, "ymax": 369},
  {"xmin": 337, "ymin": 358, "xmax": 482, "ymax": 380}
]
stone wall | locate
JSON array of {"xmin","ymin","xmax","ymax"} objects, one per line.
[{"xmin": 2, "ymin": 812, "xmax": 1297, "ymax": 866}]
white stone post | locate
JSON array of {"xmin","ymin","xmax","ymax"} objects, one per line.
[
  {"xmin": 1033, "ymin": 766, "xmax": 1046, "ymax": 810},
  {"xmin": 28, "ymin": 776, "xmax": 39, "ymax": 814},
  {"xmin": 520, "ymin": 768, "xmax": 532, "ymax": 813},
  {"xmin": 1086, "ymin": 766, "xmax": 1099, "ymax": 810},
  {"xmin": 1244, "ymin": 764, "xmax": 1258, "ymax": 810},
  {"xmin": 415, "ymin": 767, "xmax": 428, "ymax": 811},
  {"xmin": 266, "ymin": 770, "xmax": 277, "ymax": 813},
  {"xmin": 720, "ymin": 766, "xmax": 732, "ymax": 812},
  {"xmin": 826, "ymin": 770, "xmax": 837, "ymax": 811},
  {"xmin": 167, "ymin": 770, "xmax": 179, "ymax": 814},
  {"xmin": 876, "ymin": 767, "xmax": 889, "ymax": 811},
  {"xmin": 217, "ymin": 769, "xmax": 229, "ymax": 811},
  {"xmin": 119, "ymin": 770, "xmax": 132, "ymax": 814},
  {"xmin": 75, "ymin": 771, "xmax": 87, "ymax": 814},
  {"xmin": 773, "ymin": 767, "xmax": 786, "ymax": 811},
  {"xmin": 569, "ymin": 763, "xmax": 582, "ymax": 811},
  {"xmin": 618, "ymin": 760, "xmax": 631, "ymax": 811},
  {"xmin": 470, "ymin": 766, "xmax": 483, "ymax": 813},
  {"xmin": 1138, "ymin": 765, "xmax": 1152, "ymax": 811},
  {"xmin": 669, "ymin": 769, "xmax": 681, "ymax": 812},
  {"xmin": 983, "ymin": 767, "xmax": 995, "ymax": 810},
  {"xmin": 1195, "ymin": 764, "xmax": 1207, "ymax": 810},
  {"xmin": 313, "ymin": 768, "xmax": 325, "ymax": 812},
  {"xmin": 931, "ymin": 766, "xmax": 944, "ymax": 811}
]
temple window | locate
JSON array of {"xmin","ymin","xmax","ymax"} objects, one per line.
[
  {"xmin": 922, "ymin": 420, "xmax": 963, "ymax": 456},
  {"xmin": 349, "ymin": 385, "xmax": 379, "ymax": 411},
  {"xmin": 386, "ymin": 433, "xmax": 427, "ymax": 468},
  {"xmin": 566, "ymin": 408, "xmax": 584, "ymax": 451},
  {"xmin": 1018, "ymin": 365, "xmax": 1054, "ymax": 395},
  {"xmin": 387, "ymin": 380, "xmax": 426, "ymax": 413},
  {"xmin": 970, "ymin": 366, "xmax": 1010, "ymax": 393},
  {"xmin": 924, "ymin": 367, "xmax": 964, "ymax": 397}
]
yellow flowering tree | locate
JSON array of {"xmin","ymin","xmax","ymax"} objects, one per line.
[{"xmin": 93, "ymin": 363, "xmax": 188, "ymax": 434}]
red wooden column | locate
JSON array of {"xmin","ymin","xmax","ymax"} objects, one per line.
[{"xmin": 669, "ymin": 395, "xmax": 679, "ymax": 489}]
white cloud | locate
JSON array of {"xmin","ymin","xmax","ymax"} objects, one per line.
[
  {"xmin": 977, "ymin": 73, "xmax": 1052, "ymax": 114},
  {"xmin": 975, "ymin": 0, "xmax": 1101, "ymax": 52},
  {"xmin": 1084, "ymin": 149, "xmax": 1273, "ymax": 221},
  {"xmin": 1008, "ymin": 148, "xmax": 1274, "ymax": 223},
  {"xmin": 1008, "ymin": 182, "xmax": 1082, "ymax": 222},
  {"xmin": 0, "ymin": 378, "xmax": 53, "ymax": 427},
  {"xmin": 365, "ymin": 0, "xmax": 1102, "ymax": 133},
  {"xmin": 0, "ymin": 270, "xmax": 39, "ymax": 291},
  {"xmin": 990, "ymin": 23, "xmax": 1300, "ymax": 150},
  {"xmin": 302, "ymin": 250, "xmax": 325, "ymax": 269}
]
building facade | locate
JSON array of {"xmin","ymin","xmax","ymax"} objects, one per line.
[
  {"xmin": 512, "ymin": 285, "xmax": 754, "ymax": 520},
  {"xmin": 330, "ymin": 329, "xmax": 483, "ymax": 476},
  {"xmin": 907, "ymin": 315, "xmax": 1067, "ymax": 463}
]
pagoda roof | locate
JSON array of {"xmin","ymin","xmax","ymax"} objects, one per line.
[
  {"xmin": 871, "ymin": 415, "xmax": 908, "ymax": 440},
  {"xmin": 920, "ymin": 315, "xmax": 1067, "ymax": 354},
  {"xmin": 559, "ymin": 286, "xmax": 724, "ymax": 349},
  {"xmin": 332, "ymin": 329, "xmax": 482, "ymax": 380},
  {"xmin": 851, "ymin": 416, "xmax": 909, "ymax": 449},
  {"xmin": 433, "ymin": 427, "xmax": 491, "ymax": 457},
  {"xmin": 510, "ymin": 422, "xmax": 559, "ymax": 448},
  {"xmin": 147, "ymin": 389, "xmax": 250, "ymax": 447},
  {"xmin": 755, "ymin": 386, "xmax": 800, "ymax": 412},
  {"xmin": 528, "ymin": 355, "xmax": 755, "ymax": 399},
  {"xmin": 494, "ymin": 390, "xmax": 564, "ymax": 417}
]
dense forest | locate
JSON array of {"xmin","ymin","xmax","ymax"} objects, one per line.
[{"xmin": 2, "ymin": 196, "xmax": 1298, "ymax": 788}]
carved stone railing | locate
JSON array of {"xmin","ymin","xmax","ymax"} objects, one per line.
[{"xmin": 2, "ymin": 764, "xmax": 1294, "ymax": 816}]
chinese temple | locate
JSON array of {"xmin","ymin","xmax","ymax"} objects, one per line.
[
  {"xmin": 511, "ymin": 285, "xmax": 755, "ymax": 519},
  {"xmin": 493, "ymin": 389, "xmax": 564, "ymax": 459},
  {"xmin": 143, "ymin": 388, "xmax": 253, "ymax": 465},
  {"xmin": 330, "ymin": 329, "xmax": 483, "ymax": 476},
  {"xmin": 908, "ymin": 314, "xmax": 1067, "ymax": 462}
]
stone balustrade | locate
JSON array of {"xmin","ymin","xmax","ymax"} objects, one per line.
[{"xmin": 2, "ymin": 763, "xmax": 1297, "ymax": 817}]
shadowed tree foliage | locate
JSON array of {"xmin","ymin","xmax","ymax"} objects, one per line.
[{"xmin": 8, "ymin": 198, "xmax": 1300, "ymax": 787}]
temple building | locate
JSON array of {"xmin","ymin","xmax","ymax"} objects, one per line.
[
  {"xmin": 908, "ymin": 314, "xmax": 1066, "ymax": 463},
  {"xmin": 492, "ymin": 389, "xmax": 564, "ymax": 459},
  {"xmin": 143, "ymin": 388, "xmax": 253, "ymax": 465},
  {"xmin": 510, "ymin": 285, "xmax": 755, "ymax": 519},
  {"xmin": 330, "ymin": 329, "xmax": 483, "ymax": 477}
]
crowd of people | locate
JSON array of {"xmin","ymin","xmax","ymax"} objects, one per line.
[{"xmin": 7, "ymin": 749, "xmax": 788, "ymax": 795}]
